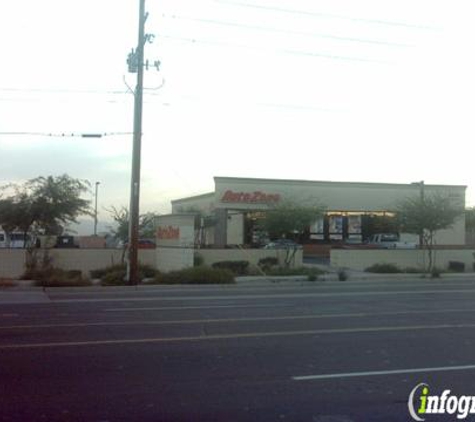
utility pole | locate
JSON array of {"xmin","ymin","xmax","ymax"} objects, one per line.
[
  {"xmin": 94, "ymin": 181, "xmax": 100, "ymax": 236},
  {"xmin": 127, "ymin": 0, "xmax": 146, "ymax": 285},
  {"xmin": 126, "ymin": 0, "xmax": 160, "ymax": 285},
  {"xmin": 419, "ymin": 180, "xmax": 425, "ymax": 248}
]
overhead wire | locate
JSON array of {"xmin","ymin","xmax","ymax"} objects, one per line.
[
  {"xmin": 215, "ymin": 0, "xmax": 441, "ymax": 30},
  {"xmin": 163, "ymin": 13, "xmax": 412, "ymax": 48}
]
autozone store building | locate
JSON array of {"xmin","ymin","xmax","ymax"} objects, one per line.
[{"xmin": 171, "ymin": 176, "xmax": 467, "ymax": 248}]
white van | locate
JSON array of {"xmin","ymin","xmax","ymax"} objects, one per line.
[{"xmin": 0, "ymin": 232, "xmax": 31, "ymax": 248}]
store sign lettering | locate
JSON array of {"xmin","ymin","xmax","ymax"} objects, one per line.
[
  {"xmin": 221, "ymin": 190, "xmax": 281, "ymax": 204},
  {"xmin": 157, "ymin": 226, "xmax": 180, "ymax": 240}
]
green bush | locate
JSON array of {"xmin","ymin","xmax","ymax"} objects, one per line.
[
  {"xmin": 448, "ymin": 261, "xmax": 465, "ymax": 273},
  {"xmin": 365, "ymin": 263, "xmax": 403, "ymax": 273},
  {"xmin": 194, "ymin": 253, "xmax": 205, "ymax": 267},
  {"xmin": 92, "ymin": 264, "xmax": 158, "ymax": 285},
  {"xmin": 33, "ymin": 269, "xmax": 92, "ymax": 287},
  {"xmin": 258, "ymin": 257, "xmax": 279, "ymax": 272},
  {"xmin": 101, "ymin": 270, "xmax": 127, "ymax": 286},
  {"xmin": 431, "ymin": 267, "xmax": 443, "ymax": 278},
  {"xmin": 212, "ymin": 260, "xmax": 249, "ymax": 275},
  {"xmin": 90, "ymin": 264, "xmax": 126, "ymax": 279},
  {"xmin": 148, "ymin": 266, "xmax": 235, "ymax": 285},
  {"xmin": 338, "ymin": 269, "xmax": 348, "ymax": 281}
]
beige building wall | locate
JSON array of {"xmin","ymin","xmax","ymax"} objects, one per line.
[{"xmin": 214, "ymin": 177, "xmax": 466, "ymax": 245}]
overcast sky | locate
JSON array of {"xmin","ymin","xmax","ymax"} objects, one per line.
[{"xmin": 1, "ymin": 0, "xmax": 474, "ymax": 232}]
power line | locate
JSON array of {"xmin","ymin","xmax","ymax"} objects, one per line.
[
  {"xmin": 164, "ymin": 13, "xmax": 412, "ymax": 48},
  {"xmin": 215, "ymin": 0, "xmax": 441, "ymax": 30},
  {"xmin": 158, "ymin": 34, "xmax": 389, "ymax": 64},
  {"xmin": 0, "ymin": 87, "xmax": 129, "ymax": 95},
  {"xmin": 0, "ymin": 131, "xmax": 133, "ymax": 138},
  {"xmin": 158, "ymin": 34, "xmax": 390, "ymax": 65}
]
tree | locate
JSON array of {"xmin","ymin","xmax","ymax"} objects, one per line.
[
  {"xmin": 397, "ymin": 194, "xmax": 462, "ymax": 272},
  {"xmin": 260, "ymin": 202, "xmax": 324, "ymax": 241},
  {"xmin": 0, "ymin": 175, "xmax": 91, "ymax": 246},
  {"xmin": 259, "ymin": 201, "xmax": 325, "ymax": 267},
  {"xmin": 107, "ymin": 206, "xmax": 158, "ymax": 243}
]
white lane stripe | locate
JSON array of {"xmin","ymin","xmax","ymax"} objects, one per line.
[
  {"xmin": 105, "ymin": 304, "xmax": 290, "ymax": 312},
  {"xmin": 52, "ymin": 289, "xmax": 475, "ymax": 303},
  {"xmin": 293, "ymin": 364, "xmax": 475, "ymax": 381},
  {"xmin": 3, "ymin": 307, "xmax": 475, "ymax": 330},
  {"xmin": 3, "ymin": 322, "xmax": 475, "ymax": 349}
]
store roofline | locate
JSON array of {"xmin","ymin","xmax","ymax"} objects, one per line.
[
  {"xmin": 171, "ymin": 192, "xmax": 215, "ymax": 204},
  {"xmin": 213, "ymin": 176, "xmax": 467, "ymax": 190}
]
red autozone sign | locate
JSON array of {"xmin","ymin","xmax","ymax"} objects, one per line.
[{"xmin": 221, "ymin": 190, "xmax": 281, "ymax": 204}]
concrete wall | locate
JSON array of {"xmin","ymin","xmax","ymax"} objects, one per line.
[
  {"xmin": 0, "ymin": 249, "xmax": 156, "ymax": 279},
  {"xmin": 196, "ymin": 248, "xmax": 303, "ymax": 268},
  {"xmin": 331, "ymin": 249, "xmax": 475, "ymax": 272},
  {"xmin": 0, "ymin": 250, "xmax": 26, "ymax": 278},
  {"xmin": 156, "ymin": 214, "xmax": 195, "ymax": 272}
]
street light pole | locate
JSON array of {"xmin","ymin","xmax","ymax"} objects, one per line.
[
  {"xmin": 94, "ymin": 182, "xmax": 100, "ymax": 236},
  {"xmin": 127, "ymin": 0, "xmax": 146, "ymax": 285}
]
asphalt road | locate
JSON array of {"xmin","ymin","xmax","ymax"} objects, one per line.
[{"xmin": 2, "ymin": 278, "xmax": 475, "ymax": 422}]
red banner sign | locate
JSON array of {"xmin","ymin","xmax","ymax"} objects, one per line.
[
  {"xmin": 157, "ymin": 226, "xmax": 180, "ymax": 240},
  {"xmin": 221, "ymin": 190, "xmax": 281, "ymax": 204}
]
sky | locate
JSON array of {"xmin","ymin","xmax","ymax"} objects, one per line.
[{"xmin": 1, "ymin": 0, "xmax": 474, "ymax": 233}]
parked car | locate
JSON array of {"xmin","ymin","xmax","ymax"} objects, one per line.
[{"xmin": 263, "ymin": 239, "xmax": 302, "ymax": 249}]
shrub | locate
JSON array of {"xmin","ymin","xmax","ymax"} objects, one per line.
[
  {"xmin": 149, "ymin": 266, "xmax": 235, "ymax": 285},
  {"xmin": 92, "ymin": 264, "xmax": 158, "ymax": 285},
  {"xmin": 212, "ymin": 260, "xmax": 249, "ymax": 275},
  {"xmin": 101, "ymin": 270, "xmax": 127, "ymax": 286},
  {"xmin": 194, "ymin": 253, "xmax": 205, "ymax": 267},
  {"xmin": 431, "ymin": 267, "xmax": 443, "ymax": 278},
  {"xmin": 448, "ymin": 261, "xmax": 465, "ymax": 273},
  {"xmin": 338, "ymin": 269, "xmax": 348, "ymax": 281},
  {"xmin": 365, "ymin": 263, "xmax": 402, "ymax": 273},
  {"xmin": 90, "ymin": 264, "xmax": 125, "ymax": 279},
  {"xmin": 33, "ymin": 269, "xmax": 92, "ymax": 287},
  {"xmin": 307, "ymin": 273, "xmax": 318, "ymax": 282},
  {"xmin": 258, "ymin": 257, "xmax": 279, "ymax": 272}
]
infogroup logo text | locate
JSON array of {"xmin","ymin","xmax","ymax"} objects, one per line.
[{"xmin": 408, "ymin": 383, "xmax": 475, "ymax": 420}]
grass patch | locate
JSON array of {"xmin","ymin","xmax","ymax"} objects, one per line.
[{"xmin": 147, "ymin": 266, "xmax": 235, "ymax": 285}]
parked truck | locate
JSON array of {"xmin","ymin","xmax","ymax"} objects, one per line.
[{"xmin": 366, "ymin": 233, "xmax": 417, "ymax": 249}]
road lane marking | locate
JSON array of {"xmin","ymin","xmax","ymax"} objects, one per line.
[
  {"xmin": 3, "ymin": 322, "xmax": 475, "ymax": 349},
  {"xmin": 48, "ymin": 289, "xmax": 475, "ymax": 303},
  {"xmin": 3, "ymin": 308, "xmax": 475, "ymax": 330},
  {"xmin": 105, "ymin": 304, "xmax": 291, "ymax": 312},
  {"xmin": 293, "ymin": 364, "xmax": 475, "ymax": 381}
]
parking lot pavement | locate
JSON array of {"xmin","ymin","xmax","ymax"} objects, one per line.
[{"xmin": 3, "ymin": 279, "xmax": 475, "ymax": 421}]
